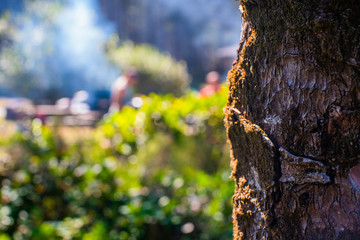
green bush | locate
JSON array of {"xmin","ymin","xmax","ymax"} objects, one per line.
[
  {"xmin": 0, "ymin": 88, "xmax": 232, "ymax": 239},
  {"xmin": 107, "ymin": 37, "xmax": 190, "ymax": 97}
]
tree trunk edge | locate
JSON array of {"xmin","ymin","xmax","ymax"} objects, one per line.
[{"xmin": 226, "ymin": 1, "xmax": 360, "ymax": 239}]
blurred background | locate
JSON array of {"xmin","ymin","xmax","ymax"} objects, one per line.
[{"xmin": 0, "ymin": 0, "xmax": 241, "ymax": 239}]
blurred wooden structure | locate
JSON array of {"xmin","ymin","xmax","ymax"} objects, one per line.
[{"xmin": 1, "ymin": 97, "xmax": 100, "ymax": 127}]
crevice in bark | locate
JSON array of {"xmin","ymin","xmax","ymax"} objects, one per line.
[{"xmin": 266, "ymin": 133, "xmax": 282, "ymax": 227}]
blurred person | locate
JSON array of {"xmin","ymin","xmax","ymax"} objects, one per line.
[
  {"xmin": 199, "ymin": 71, "xmax": 222, "ymax": 97},
  {"xmin": 109, "ymin": 68, "xmax": 138, "ymax": 112}
]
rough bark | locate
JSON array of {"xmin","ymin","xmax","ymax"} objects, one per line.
[{"xmin": 225, "ymin": 0, "xmax": 360, "ymax": 239}]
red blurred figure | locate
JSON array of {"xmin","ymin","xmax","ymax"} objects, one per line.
[{"xmin": 199, "ymin": 71, "xmax": 221, "ymax": 97}]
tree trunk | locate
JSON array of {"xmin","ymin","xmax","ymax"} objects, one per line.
[{"xmin": 225, "ymin": 0, "xmax": 360, "ymax": 239}]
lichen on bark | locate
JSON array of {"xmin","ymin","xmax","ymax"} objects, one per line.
[{"xmin": 226, "ymin": 0, "xmax": 360, "ymax": 239}]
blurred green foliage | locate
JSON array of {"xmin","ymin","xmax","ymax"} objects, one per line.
[
  {"xmin": 107, "ymin": 37, "xmax": 190, "ymax": 97},
  {"xmin": 0, "ymin": 88, "xmax": 233, "ymax": 239}
]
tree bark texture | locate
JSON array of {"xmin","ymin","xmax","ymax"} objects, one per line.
[{"xmin": 225, "ymin": 1, "xmax": 360, "ymax": 239}]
